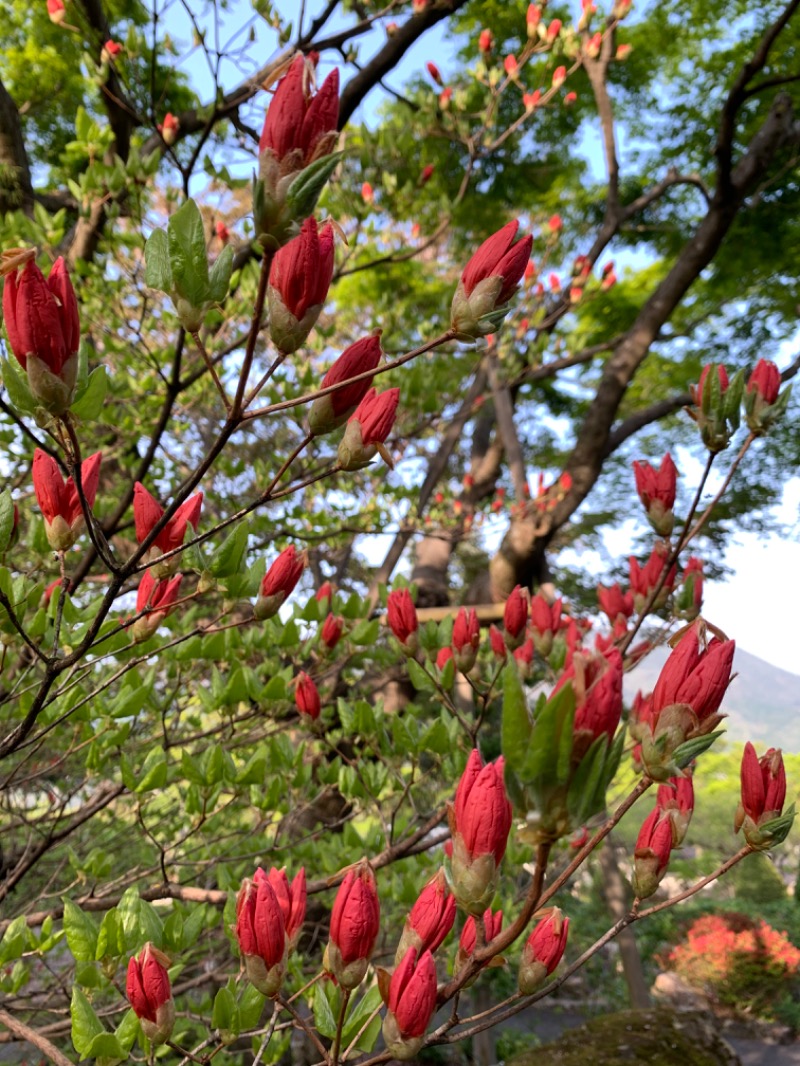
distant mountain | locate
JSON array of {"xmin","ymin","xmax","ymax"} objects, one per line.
[{"xmin": 625, "ymin": 645, "xmax": 800, "ymax": 752}]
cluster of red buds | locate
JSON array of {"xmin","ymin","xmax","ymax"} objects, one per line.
[
  {"xmin": 633, "ymin": 453, "xmax": 678, "ymax": 536},
  {"xmin": 235, "ymin": 865, "xmax": 306, "ymax": 995},
  {"xmin": 518, "ymin": 909, "xmax": 569, "ymax": 994},
  {"xmin": 32, "ymin": 449, "xmax": 102, "ymax": 552},
  {"xmin": 735, "ymin": 743, "xmax": 791, "ymax": 849},
  {"xmin": 631, "ymin": 770, "xmax": 695, "ymax": 899},
  {"xmin": 450, "ymin": 221, "xmax": 533, "ymax": 340},
  {"xmin": 133, "ymin": 483, "xmax": 203, "ymax": 579}
]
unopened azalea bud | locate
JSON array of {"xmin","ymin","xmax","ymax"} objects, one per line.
[
  {"xmin": 256, "ymin": 54, "xmax": 340, "ymax": 246},
  {"xmin": 387, "ymin": 587, "xmax": 419, "ymax": 653},
  {"xmin": 518, "ymin": 909, "xmax": 569, "ymax": 994},
  {"xmin": 158, "ymin": 112, "xmax": 180, "ymax": 146},
  {"xmin": 308, "ymin": 335, "xmax": 383, "ymax": 435},
  {"xmin": 586, "ymin": 32, "xmax": 602, "ymax": 58},
  {"xmin": 361, "ymin": 181, "xmax": 374, "ymax": 205},
  {"xmin": 448, "ymin": 750, "xmax": 513, "ymax": 913},
  {"xmin": 101, "ymin": 39, "xmax": 122, "ymax": 62},
  {"xmin": 527, "ymin": 4, "xmax": 541, "ymax": 34},
  {"xmin": 268, "ymin": 217, "xmax": 335, "ymax": 353},
  {"xmin": 438, "ymin": 88, "xmax": 452, "ymax": 109},
  {"xmin": 456, "ymin": 907, "xmax": 503, "ymax": 972},
  {"xmin": 134, "ymin": 482, "xmax": 202, "ymax": 578},
  {"xmin": 564, "ymin": 91, "xmax": 577, "ymax": 106},
  {"xmin": 628, "ymin": 544, "xmax": 676, "ymax": 613},
  {"xmin": 255, "ymin": 545, "xmax": 305, "ymax": 619},
  {"xmin": 126, "ymin": 944, "xmax": 175, "ymax": 1046},
  {"xmin": 420, "ymin": 163, "xmax": 436, "ymax": 184},
  {"xmin": 547, "ymin": 214, "xmax": 563, "ymax": 234},
  {"xmin": 735, "ymin": 742, "xmax": 789, "ymax": 849},
  {"xmin": 295, "ymin": 672, "xmax": 321, "ymax": 719},
  {"xmin": 523, "ymin": 90, "xmax": 541, "ymax": 111},
  {"xmin": 236, "ymin": 871, "xmax": 288, "ymax": 996},
  {"xmin": 503, "ymin": 585, "xmax": 529, "ymax": 649},
  {"xmin": 316, "ymin": 581, "xmax": 334, "ymax": 609},
  {"xmin": 633, "ymin": 453, "xmax": 678, "ymax": 536},
  {"xmin": 631, "ymin": 808, "xmax": 673, "ymax": 899},
  {"xmin": 266, "ymin": 866, "xmax": 307, "ymax": 951},
  {"xmin": 321, "ymin": 613, "xmax": 344, "ymax": 649},
  {"xmin": 657, "ymin": 774, "xmax": 694, "ymax": 846},
  {"xmin": 489, "ymin": 624, "xmax": 507, "ymax": 660},
  {"xmin": 386, "ymin": 21, "xmax": 398, "ymax": 35},
  {"xmin": 675, "ymin": 557, "xmax": 703, "ymax": 621},
  {"xmin": 530, "ymin": 594, "xmax": 564, "ymax": 657},
  {"xmin": 338, "ymin": 387, "xmax": 400, "ymax": 470},
  {"xmin": 33, "ymin": 449, "xmax": 102, "ymax": 552},
  {"xmin": 547, "ymin": 19, "xmax": 562, "ymax": 41},
  {"xmin": 395, "ymin": 869, "xmax": 456, "ymax": 963},
  {"xmin": 601, "ymin": 270, "xmax": 617, "ymax": 290},
  {"xmin": 615, "ymin": 43, "xmax": 632, "ymax": 60},
  {"xmin": 426, "ymin": 61, "xmax": 443, "ymax": 85},
  {"xmin": 514, "ymin": 637, "xmax": 534, "ymax": 679},
  {"xmin": 47, "ymin": 0, "xmax": 66, "ymax": 23},
  {"xmin": 325, "ymin": 860, "xmax": 380, "ymax": 989},
  {"xmin": 215, "ymin": 220, "xmax": 230, "ymax": 243},
  {"xmin": 504, "ymin": 55, "xmax": 519, "ymax": 79},
  {"xmin": 131, "ymin": 572, "xmax": 183, "ymax": 643},
  {"xmin": 613, "ymin": 0, "xmax": 632, "ymax": 18},
  {"xmin": 451, "ymin": 220, "xmax": 532, "ymax": 340},
  {"xmin": 555, "ymin": 649, "xmax": 623, "ymax": 762},
  {"xmin": 552, "ymin": 65, "xmax": 567, "ymax": 89},
  {"xmin": 688, "ymin": 364, "xmax": 738, "ymax": 453},
  {"xmin": 452, "ymin": 607, "xmax": 480, "ymax": 672},
  {"xmin": 412, "ymin": 0, "xmax": 428, "ymax": 12},
  {"xmin": 745, "ymin": 358, "xmax": 786, "ymax": 435},
  {"xmin": 597, "ymin": 583, "xmax": 633, "ymax": 624},
  {"xmin": 3, "ymin": 255, "xmax": 81, "ymax": 414},
  {"xmin": 436, "ymin": 646, "xmax": 454, "ymax": 673},
  {"xmin": 478, "ymin": 28, "xmax": 494, "ymax": 53},
  {"xmin": 382, "ymin": 948, "xmax": 438, "ymax": 1060}
]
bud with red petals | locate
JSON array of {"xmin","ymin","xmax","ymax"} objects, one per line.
[
  {"xmin": 3, "ymin": 255, "xmax": 80, "ymax": 413},
  {"xmin": 456, "ymin": 907, "xmax": 503, "ymax": 971},
  {"xmin": 735, "ymin": 743, "xmax": 790, "ymax": 849},
  {"xmin": 527, "ymin": 4, "xmax": 541, "ymax": 34},
  {"xmin": 324, "ymin": 859, "xmax": 380, "ymax": 988},
  {"xmin": 426, "ymin": 62, "xmax": 443, "ymax": 85},
  {"xmin": 266, "ymin": 866, "xmax": 307, "ymax": 950},
  {"xmin": 530, "ymin": 594, "xmax": 564, "ymax": 657},
  {"xmin": 387, "ymin": 587, "xmax": 419, "ymax": 654},
  {"xmin": 452, "ymin": 607, "xmax": 480, "ymax": 672},
  {"xmin": 546, "ymin": 19, "xmax": 562, "ymax": 41},
  {"xmin": 236, "ymin": 870, "xmax": 288, "ymax": 996},
  {"xmin": 158, "ymin": 112, "xmax": 179, "ymax": 145},
  {"xmin": 308, "ymin": 335, "xmax": 383, "ymax": 435},
  {"xmin": 448, "ymin": 750, "xmax": 513, "ymax": 914},
  {"xmin": 479, "ymin": 28, "xmax": 494, "ymax": 53},
  {"xmin": 256, "ymin": 54, "xmax": 340, "ymax": 245},
  {"xmin": 126, "ymin": 943, "xmax": 175, "ymax": 1045},
  {"xmin": 295, "ymin": 672, "xmax": 321, "ymax": 720},
  {"xmin": 631, "ymin": 808, "xmax": 673, "ymax": 899},
  {"xmin": 745, "ymin": 359, "xmax": 788, "ymax": 435},
  {"xmin": 597, "ymin": 583, "xmax": 634, "ymax": 624},
  {"xmin": 382, "ymin": 948, "xmax": 438, "ymax": 1060},
  {"xmin": 628, "ymin": 544, "xmax": 676, "ymax": 613},
  {"xmin": 268, "ymin": 218, "xmax": 335, "ymax": 353},
  {"xmin": 489, "ymin": 623, "xmax": 507, "ymax": 660},
  {"xmin": 554, "ymin": 649, "xmax": 623, "ymax": 761},
  {"xmin": 688, "ymin": 363, "xmax": 741, "ymax": 453},
  {"xmin": 451, "ymin": 221, "xmax": 533, "ymax": 339},
  {"xmin": 338, "ymin": 387, "xmax": 400, "ymax": 470},
  {"xmin": 513, "ymin": 637, "xmax": 535, "ymax": 679},
  {"xmin": 131, "ymin": 572, "xmax": 183, "ymax": 643},
  {"xmin": 47, "ymin": 0, "xmax": 66, "ymax": 24},
  {"xmin": 321, "ymin": 612, "xmax": 344, "ymax": 650},
  {"xmin": 657, "ymin": 774, "xmax": 694, "ymax": 846},
  {"xmin": 675, "ymin": 557, "xmax": 703, "ymax": 621},
  {"xmin": 503, "ymin": 584, "xmax": 529, "ymax": 649},
  {"xmin": 395, "ymin": 869, "xmax": 456, "ymax": 964},
  {"xmin": 255, "ymin": 545, "xmax": 305, "ymax": 619},
  {"xmin": 33, "ymin": 449, "xmax": 101, "ymax": 552},
  {"xmin": 552, "ymin": 65, "xmax": 566, "ymax": 89},
  {"xmin": 633, "ymin": 454, "xmax": 678, "ymax": 536},
  {"xmin": 133, "ymin": 483, "xmax": 202, "ymax": 578},
  {"xmin": 518, "ymin": 909, "xmax": 569, "ymax": 994}
]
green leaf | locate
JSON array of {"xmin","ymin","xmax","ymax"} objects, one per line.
[
  {"xmin": 86, "ymin": 1032, "xmax": 125, "ymax": 1060},
  {"xmin": 1, "ymin": 356, "xmax": 36, "ymax": 414},
  {"xmin": 71, "ymin": 365, "xmax": 108, "ymax": 421},
  {"xmin": 212, "ymin": 986, "xmax": 236, "ymax": 1032},
  {"xmin": 0, "ymin": 915, "xmax": 30, "ymax": 963},
  {"xmin": 238, "ymin": 983, "xmax": 266, "ymax": 1029},
  {"xmin": 673, "ymin": 729, "xmax": 725, "ymax": 769},
  {"xmin": 341, "ymin": 985, "xmax": 383, "ymax": 1051},
  {"xmin": 210, "ymin": 521, "xmax": 249, "ymax": 578},
  {"xmin": 168, "ymin": 199, "xmax": 210, "ymax": 308},
  {"xmin": 95, "ymin": 909, "xmax": 120, "ymax": 959},
  {"xmin": 114, "ymin": 1010, "xmax": 140, "ymax": 1054},
  {"xmin": 520, "ymin": 685, "xmax": 574, "ymax": 786},
  {"xmin": 286, "ymin": 152, "xmax": 344, "ymax": 222},
  {"xmin": 62, "ymin": 899, "xmax": 99, "ymax": 962},
  {"xmin": 208, "ymin": 243, "xmax": 234, "ymax": 304},
  {"xmin": 71, "ymin": 986, "xmax": 105, "ymax": 1056},
  {"xmin": 313, "ymin": 983, "xmax": 337, "ymax": 1039},
  {"xmin": 145, "ymin": 227, "xmax": 171, "ymax": 291},
  {"xmin": 0, "ymin": 490, "xmax": 16, "ymax": 553},
  {"xmin": 406, "ymin": 657, "xmax": 435, "ymax": 692},
  {"xmin": 501, "ymin": 663, "xmax": 532, "ymax": 773},
  {"xmin": 136, "ymin": 746, "xmax": 167, "ymax": 792}
]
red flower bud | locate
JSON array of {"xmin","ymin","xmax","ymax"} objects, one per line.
[
  {"xmin": 33, "ymin": 449, "xmax": 101, "ymax": 552},
  {"xmin": 395, "ymin": 869, "xmax": 456, "ymax": 963},
  {"xmin": 131, "ymin": 572, "xmax": 182, "ymax": 643},
  {"xmin": 633, "ymin": 453, "xmax": 678, "ymax": 536},
  {"xmin": 266, "ymin": 866, "xmax": 307, "ymax": 949},
  {"xmin": 436, "ymin": 645, "xmax": 454, "ymax": 671},
  {"xmin": 452, "ymin": 221, "xmax": 533, "ymax": 339},
  {"xmin": 259, "ymin": 55, "xmax": 339, "ymax": 166},
  {"xmin": 295, "ymin": 672, "xmax": 321, "ymax": 720},
  {"xmin": 338, "ymin": 387, "xmax": 400, "ymax": 470},
  {"xmin": 518, "ymin": 909, "xmax": 569, "ymax": 994},
  {"xmin": 236, "ymin": 871, "xmax": 288, "ymax": 996},
  {"xmin": 656, "ymin": 774, "xmax": 694, "ymax": 846},
  {"xmin": 489, "ymin": 623, "xmax": 507, "ymax": 660},
  {"xmin": 321, "ymin": 613, "xmax": 344, "ymax": 649},
  {"xmin": 256, "ymin": 545, "xmax": 306, "ymax": 619},
  {"xmin": 747, "ymin": 358, "xmax": 780, "ymax": 405},
  {"xmin": 527, "ymin": 4, "xmax": 541, "ymax": 32},
  {"xmin": 694, "ymin": 363, "xmax": 729, "ymax": 403},
  {"xmin": 632, "ymin": 808, "xmax": 673, "ymax": 898},
  {"xmin": 735, "ymin": 743, "xmax": 787, "ymax": 848},
  {"xmin": 452, "ymin": 607, "xmax": 480, "ymax": 672},
  {"xmin": 651, "ymin": 621, "xmax": 734, "ymax": 726},
  {"xmin": 449, "ymin": 751, "xmax": 512, "ymax": 913},
  {"xmin": 628, "ymin": 544, "xmax": 676, "ymax": 612},
  {"xmin": 133, "ymin": 482, "xmax": 202, "ymax": 578},
  {"xmin": 326, "ymin": 860, "xmax": 380, "ymax": 988},
  {"xmin": 47, "ymin": 0, "xmax": 66, "ymax": 24},
  {"xmin": 426, "ymin": 62, "xmax": 443, "ymax": 85},
  {"xmin": 387, "ymin": 587, "xmax": 418, "ymax": 652},
  {"xmin": 214, "ymin": 220, "xmax": 230, "ymax": 243},
  {"xmin": 478, "ymin": 29, "xmax": 494, "ymax": 53},
  {"xmin": 554, "ymin": 649, "xmax": 623, "ymax": 758},
  {"xmin": 530, "ymin": 594, "xmax": 564, "ymax": 656},
  {"xmin": 383, "ymin": 948, "xmax": 438, "ymax": 1055},
  {"xmin": 126, "ymin": 943, "xmax": 175, "ymax": 1045},
  {"xmin": 308, "ymin": 335, "xmax": 383, "ymax": 435},
  {"xmin": 503, "ymin": 584, "xmax": 529, "ymax": 648},
  {"xmin": 3, "ymin": 256, "xmax": 80, "ymax": 412},
  {"xmin": 547, "ymin": 19, "xmax": 562, "ymax": 40},
  {"xmin": 158, "ymin": 112, "xmax": 180, "ymax": 145},
  {"xmin": 552, "ymin": 65, "xmax": 566, "ymax": 89},
  {"xmin": 458, "ymin": 907, "xmax": 503, "ymax": 960},
  {"xmin": 597, "ymin": 583, "xmax": 634, "ymax": 623},
  {"xmin": 316, "ymin": 580, "xmax": 334, "ymax": 604},
  {"xmin": 420, "ymin": 163, "xmax": 435, "ymax": 184},
  {"xmin": 268, "ymin": 218, "xmax": 335, "ymax": 353},
  {"xmin": 102, "ymin": 39, "xmax": 122, "ymax": 60}
]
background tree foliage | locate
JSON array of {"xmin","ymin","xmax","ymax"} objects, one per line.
[{"xmin": 1, "ymin": 0, "xmax": 799, "ymax": 1061}]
